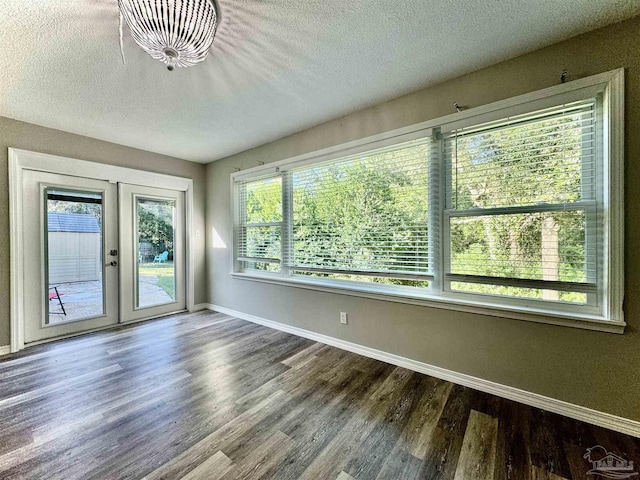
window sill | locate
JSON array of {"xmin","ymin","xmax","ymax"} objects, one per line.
[{"xmin": 230, "ymin": 272, "xmax": 626, "ymax": 334}]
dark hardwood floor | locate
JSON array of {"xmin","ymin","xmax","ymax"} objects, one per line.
[{"xmin": 0, "ymin": 310, "xmax": 638, "ymax": 479}]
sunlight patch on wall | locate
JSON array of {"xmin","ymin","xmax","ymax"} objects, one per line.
[{"xmin": 212, "ymin": 227, "xmax": 227, "ymax": 249}]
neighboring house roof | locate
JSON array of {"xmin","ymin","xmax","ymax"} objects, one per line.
[{"xmin": 48, "ymin": 212, "xmax": 101, "ymax": 233}]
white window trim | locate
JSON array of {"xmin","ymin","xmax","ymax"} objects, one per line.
[
  {"xmin": 440, "ymin": 95, "xmax": 602, "ymax": 315},
  {"xmin": 230, "ymin": 68, "xmax": 625, "ymax": 334}
]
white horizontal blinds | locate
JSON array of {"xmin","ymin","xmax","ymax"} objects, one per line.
[
  {"xmin": 290, "ymin": 138, "xmax": 432, "ymax": 281},
  {"xmin": 237, "ymin": 176, "xmax": 283, "ymax": 270},
  {"xmin": 445, "ymin": 99, "xmax": 596, "ymax": 209},
  {"xmin": 427, "ymin": 131, "xmax": 442, "ymax": 289},
  {"xmin": 443, "ymin": 99, "xmax": 598, "ymax": 299}
]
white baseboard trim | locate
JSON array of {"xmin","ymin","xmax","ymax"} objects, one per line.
[
  {"xmin": 207, "ymin": 304, "xmax": 640, "ymax": 438},
  {"xmin": 0, "ymin": 345, "xmax": 10, "ymax": 356}
]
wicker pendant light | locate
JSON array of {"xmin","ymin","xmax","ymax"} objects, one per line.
[{"xmin": 118, "ymin": 0, "xmax": 219, "ymax": 71}]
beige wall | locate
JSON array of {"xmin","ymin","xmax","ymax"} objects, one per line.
[
  {"xmin": 206, "ymin": 16, "xmax": 640, "ymax": 421},
  {"xmin": 0, "ymin": 117, "xmax": 208, "ymax": 347}
]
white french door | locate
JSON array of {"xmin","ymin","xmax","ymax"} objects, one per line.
[
  {"xmin": 22, "ymin": 171, "xmax": 119, "ymax": 343},
  {"xmin": 21, "ymin": 171, "xmax": 187, "ymax": 344},
  {"xmin": 118, "ymin": 184, "xmax": 186, "ymax": 322}
]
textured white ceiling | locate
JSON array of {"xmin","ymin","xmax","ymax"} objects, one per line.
[{"xmin": 1, "ymin": 0, "xmax": 639, "ymax": 163}]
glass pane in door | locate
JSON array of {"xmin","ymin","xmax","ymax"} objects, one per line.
[
  {"xmin": 136, "ymin": 197, "xmax": 176, "ymax": 308},
  {"xmin": 46, "ymin": 189, "xmax": 105, "ymax": 324}
]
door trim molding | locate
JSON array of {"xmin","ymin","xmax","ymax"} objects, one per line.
[
  {"xmin": 8, "ymin": 148, "xmax": 196, "ymax": 352},
  {"xmin": 206, "ymin": 303, "xmax": 640, "ymax": 438}
]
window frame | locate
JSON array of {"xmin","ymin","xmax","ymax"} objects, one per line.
[
  {"xmin": 439, "ymin": 95, "xmax": 602, "ymax": 316},
  {"xmin": 230, "ymin": 68, "xmax": 624, "ymax": 333},
  {"xmin": 234, "ymin": 174, "xmax": 284, "ymax": 271},
  {"xmin": 287, "ymin": 137, "xmax": 434, "ymax": 283}
]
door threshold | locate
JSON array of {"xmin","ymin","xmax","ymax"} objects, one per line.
[
  {"xmin": 24, "ymin": 309, "xmax": 189, "ymax": 349},
  {"xmin": 119, "ymin": 309, "xmax": 188, "ymax": 325}
]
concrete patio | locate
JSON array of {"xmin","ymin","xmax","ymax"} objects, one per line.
[{"xmin": 48, "ymin": 276, "xmax": 172, "ymax": 325}]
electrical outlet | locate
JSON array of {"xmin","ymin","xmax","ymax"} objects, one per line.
[{"xmin": 340, "ymin": 312, "xmax": 348, "ymax": 325}]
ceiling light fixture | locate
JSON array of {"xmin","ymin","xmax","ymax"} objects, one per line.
[{"xmin": 118, "ymin": 0, "xmax": 219, "ymax": 71}]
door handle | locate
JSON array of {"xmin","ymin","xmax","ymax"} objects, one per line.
[{"xmin": 107, "ymin": 261, "xmax": 118, "ymax": 267}]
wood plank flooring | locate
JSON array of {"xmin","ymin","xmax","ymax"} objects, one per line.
[{"xmin": 0, "ymin": 310, "xmax": 638, "ymax": 479}]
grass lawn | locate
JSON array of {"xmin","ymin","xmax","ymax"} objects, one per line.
[{"xmin": 138, "ymin": 262, "xmax": 175, "ymax": 298}]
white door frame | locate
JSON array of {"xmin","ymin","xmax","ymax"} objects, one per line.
[{"xmin": 8, "ymin": 148, "xmax": 196, "ymax": 353}]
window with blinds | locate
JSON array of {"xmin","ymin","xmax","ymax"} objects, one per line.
[
  {"xmin": 290, "ymin": 139, "xmax": 432, "ymax": 287},
  {"xmin": 442, "ymin": 99, "xmax": 599, "ymax": 304},
  {"xmin": 231, "ymin": 70, "xmax": 623, "ymax": 327},
  {"xmin": 236, "ymin": 176, "xmax": 283, "ymax": 272}
]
